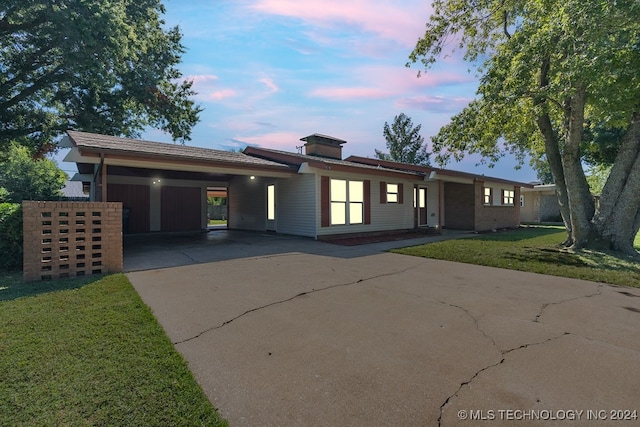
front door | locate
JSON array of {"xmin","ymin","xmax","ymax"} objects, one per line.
[
  {"xmin": 266, "ymin": 183, "xmax": 276, "ymax": 231},
  {"xmin": 414, "ymin": 187, "xmax": 428, "ymax": 227}
]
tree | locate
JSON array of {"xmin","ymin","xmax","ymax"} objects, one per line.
[
  {"xmin": 408, "ymin": 0, "xmax": 640, "ymax": 256},
  {"xmin": 0, "ymin": 144, "xmax": 67, "ymax": 202},
  {"xmin": 375, "ymin": 113, "xmax": 430, "ymax": 165},
  {"xmin": 0, "ymin": 0, "xmax": 201, "ymax": 155}
]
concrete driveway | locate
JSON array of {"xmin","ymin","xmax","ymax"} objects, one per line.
[{"xmin": 127, "ymin": 237, "xmax": 640, "ymax": 426}]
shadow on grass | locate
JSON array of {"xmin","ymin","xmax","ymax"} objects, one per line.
[
  {"xmin": 502, "ymin": 248, "xmax": 591, "ymax": 268},
  {"xmin": 0, "ymin": 271, "xmax": 103, "ymax": 302},
  {"xmin": 474, "ymin": 226, "xmax": 565, "ymax": 243}
]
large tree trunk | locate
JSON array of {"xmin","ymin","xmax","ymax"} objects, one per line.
[
  {"xmin": 534, "ymin": 57, "xmax": 572, "ymax": 245},
  {"xmin": 592, "ymin": 115, "xmax": 640, "ymax": 256},
  {"xmin": 561, "ymin": 86, "xmax": 595, "ymax": 249}
]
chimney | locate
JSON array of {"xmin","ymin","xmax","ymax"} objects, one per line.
[{"xmin": 301, "ymin": 134, "xmax": 346, "ymax": 160}]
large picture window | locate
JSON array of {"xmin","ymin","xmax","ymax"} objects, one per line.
[{"xmin": 330, "ymin": 179, "xmax": 364, "ymax": 225}]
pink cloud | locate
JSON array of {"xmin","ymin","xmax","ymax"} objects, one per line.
[
  {"xmin": 185, "ymin": 74, "xmax": 237, "ymax": 102},
  {"xmin": 236, "ymin": 131, "xmax": 303, "ymax": 151},
  {"xmin": 309, "ymin": 87, "xmax": 391, "ymax": 100},
  {"xmin": 208, "ymin": 89, "xmax": 237, "ymax": 101},
  {"xmin": 249, "ymin": 0, "xmax": 430, "ymax": 47},
  {"xmin": 260, "ymin": 77, "xmax": 279, "ymax": 94},
  {"xmin": 394, "ymin": 95, "xmax": 472, "ymax": 112}
]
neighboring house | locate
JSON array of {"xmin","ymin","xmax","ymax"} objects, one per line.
[
  {"xmin": 61, "ymin": 131, "xmax": 532, "ymax": 238},
  {"xmin": 520, "ymin": 184, "xmax": 562, "ymax": 223},
  {"xmin": 61, "ymin": 180, "xmax": 89, "ymax": 200}
]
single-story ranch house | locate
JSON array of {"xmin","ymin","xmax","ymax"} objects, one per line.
[{"xmin": 62, "ymin": 130, "xmax": 532, "ymax": 239}]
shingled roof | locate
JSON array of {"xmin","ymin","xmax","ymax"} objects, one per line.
[{"xmin": 66, "ymin": 131, "xmax": 291, "ymax": 170}]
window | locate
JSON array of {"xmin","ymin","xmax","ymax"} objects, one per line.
[
  {"xmin": 483, "ymin": 187, "xmax": 493, "ymax": 205},
  {"xmin": 267, "ymin": 184, "xmax": 275, "ymax": 220},
  {"xmin": 386, "ymin": 183, "xmax": 398, "ymax": 203},
  {"xmin": 502, "ymin": 189, "xmax": 515, "ymax": 205},
  {"xmin": 330, "ymin": 179, "xmax": 364, "ymax": 225}
]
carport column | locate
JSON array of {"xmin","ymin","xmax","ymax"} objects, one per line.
[
  {"xmin": 101, "ymin": 161, "xmax": 108, "ymax": 202},
  {"xmin": 150, "ymin": 179, "xmax": 161, "ymax": 231}
]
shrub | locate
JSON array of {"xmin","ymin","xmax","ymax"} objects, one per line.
[{"xmin": 0, "ymin": 203, "xmax": 23, "ymax": 271}]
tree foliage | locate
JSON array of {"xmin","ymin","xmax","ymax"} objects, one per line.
[
  {"xmin": 409, "ymin": 0, "xmax": 640, "ymax": 256},
  {"xmin": 0, "ymin": 144, "xmax": 67, "ymax": 202},
  {"xmin": 375, "ymin": 113, "xmax": 430, "ymax": 165},
  {"xmin": 0, "ymin": 203, "xmax": 22, "ymax": 271},
  {"xmin": 0, "ymin": 0, "xmax": 201, "ymax": 155}
]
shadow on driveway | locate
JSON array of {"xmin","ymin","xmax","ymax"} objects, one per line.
[{"xmin": 123, "ymin": 229, "xmax": 473, "ymax": 272}]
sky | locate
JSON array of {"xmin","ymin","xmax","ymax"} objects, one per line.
[{"xmin": 61, "ymin": 0, "xmax": 538, "ymax": 182}]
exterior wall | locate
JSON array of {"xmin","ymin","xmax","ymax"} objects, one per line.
[
  {"xmin": 540, "ymin": 193, "xmax": 561, "ymax": 222},
  {"xmin": 520, "ymin": 189, "xmax": 560, "ymax": 223},
  {"xmin": 23, "ymin": 201, "xmax": 123, "ymax": 282},
  {"xmin": 314, "ymin": 171, "xmax": 419, "ymax": 237},
  {"xmin": 228, "ymin": 175, "xmax": 266, "ymax": 231},
  {"xmin": 520, "ymin": 191, "xmax": 540, "ymax": 223},
  {"xmin": 274, "ymin": 174, "xmax": 317, "ymax": 237},
  {"xmin": 443, "ymin": 182, "xmax": 475, "ymax": 230},
  {"xmin": 474, "ymin": 182, "xmax": 521, "ymax": 231}
]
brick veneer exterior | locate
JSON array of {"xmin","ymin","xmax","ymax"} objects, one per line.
[
  {"xmin": 474, "ymin": 182, "xmax": 521, "ymax": 231},
  {"xmin": 22, "ymin": 201, "xmax": 123, "ymax": 282}
]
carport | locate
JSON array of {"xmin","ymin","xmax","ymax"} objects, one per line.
[{"xmin": 62, "ymin": 131, "xmax": 294, "ymax": 234}]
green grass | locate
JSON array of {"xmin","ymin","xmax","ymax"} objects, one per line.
[
  {"xmin": 0, "ymin": 273, "xmax": 227, "ymax": 426},
  {"xmin": 393, "ymin": 226, "xmax": 640, "ymax": 288},
  {"xmin": 208, "ymin": 219, "xmax": 227, "ymax": 225}
]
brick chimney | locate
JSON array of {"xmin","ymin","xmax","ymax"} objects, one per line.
[{"xmin": 301, "ymin": 134, "xmax": 346, "ymax": 160}]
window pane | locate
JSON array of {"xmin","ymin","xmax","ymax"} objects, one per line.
[
  {"xmin": 349, "ymin": 202, "xmax": 363, "ymax": 224},
  {"xmin": 331, "ymin": 202, "xmax": 346, "ymax": 225},
  {"xmin": 331, "ymin": 179, "xmax": 347, "ymax": 202},
  {"xmin": 267, "ymin": 184, "xmax": 275, "ymax": 220},
  {"xmin": 387, "ymin": 193, "xmax": 398, "ymax": 203},
  {"xmin": 349, "ymin": 181, "xmax": 364, "ymax": 202},
  {"xmin": 419, "ymin": 189, "xmax": 426, "ymax": 208},
  {"xmin": 387, "ymin": 183, "xmax": 398, "ymax": 193}
]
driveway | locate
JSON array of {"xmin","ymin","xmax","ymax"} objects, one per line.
[{"xmin": 127, "ymin": 238, "xmax": 640, "ymax": 426}]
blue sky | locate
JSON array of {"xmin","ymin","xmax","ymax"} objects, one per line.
[{"xmin": 62, "ymin": 0, "xmax": 538, "ymax": 182}]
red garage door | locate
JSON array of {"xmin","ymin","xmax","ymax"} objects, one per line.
[
  {"xmin": 107, "ymin": 183, "xmax": 150, "ymax": 233},
  {"xmin": 161, "ymin": 186, "xmax": 202, "ymax": 232}
]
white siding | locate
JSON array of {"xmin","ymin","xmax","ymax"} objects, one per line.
[
  {"xmin": 228, "ymin": 175, "xmax": 266, "ymax": 231},
  {"xmin": 314, "ymin": 171, "xmax": 420, "ymax": 237},
  {"xmin": 274, "ymin": 174, "xmax": 317, "ymax": 237}
]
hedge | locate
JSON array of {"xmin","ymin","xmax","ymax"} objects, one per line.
[{"xmin": 0, "ymin": 203, "xmax": 23, "ymax": 271}]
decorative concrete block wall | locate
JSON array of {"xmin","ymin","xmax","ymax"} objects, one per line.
[{"xmin": 23, "ymin": 201, "xmax": 123, "ymax": 282}]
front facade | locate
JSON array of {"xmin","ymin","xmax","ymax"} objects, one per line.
[
  {"xmin": 520, "ymin": 184, "xmax": 562, "ymax": 223},
  {"xmin": 63, "ymin": 131, "xmax": 531, "ymax": 239}
]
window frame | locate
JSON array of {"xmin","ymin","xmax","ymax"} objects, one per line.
[
  {"xmin": 330, "ymin": 178, "xmax": 364, "ymax": 225},
  {"xmin": 386, "ymin": 183, "xmax": 399, "ymax": 204},
  {"xmin": 502, "ymin": 189, "xmax": 515, "ymax": 206},
  {"xmin": 483, "ymin": 187, "xmax": 493, "ymax": 206}
]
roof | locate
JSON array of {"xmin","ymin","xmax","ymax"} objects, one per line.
[
  {"xmin": 61, "ymin": 181, "xmax": 88, "ymax": 199},
  {"xmin": 65, "ymin": 130, "xmax": 290, "ymax": 170},
  {"xmin": 244, "ymin": 146, "xmax": 422, "ymax": 179},
  {"xmin": 345, "ymin": 156, "xmax": 534, "ymax": 188}
]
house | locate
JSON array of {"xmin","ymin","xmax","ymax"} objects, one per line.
[
  {"xmin": 520, "ymin": 184, "xmax": 562, "ymax": 223},
  {"xmin": 62, "ymin": 130, "xmax": 532, "ymax": 238}
]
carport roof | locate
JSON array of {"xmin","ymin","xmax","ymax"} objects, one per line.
[{"xmin": 64, "ymin": 130, "xmax": 291, "ymax": 170}]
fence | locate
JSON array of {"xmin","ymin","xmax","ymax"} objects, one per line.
[{"xmin": 22, "ymin": 201, "xmax": 123, "ymax": 282}]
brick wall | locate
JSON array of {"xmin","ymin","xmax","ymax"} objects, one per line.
[
  {"xmin": 443, "ymin": 182, "xmax": 475, "ymax": 230},
  {"xmin": 23, "ymin": 201, "xmax": 123, "ymax": 282},
  {"xmin": 474, "ymin": 182, "xmax": 521, "ymax": 231}
]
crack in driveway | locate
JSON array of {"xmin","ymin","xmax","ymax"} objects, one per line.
[
  {"xmin": 437, "ymin": 333, "xmax": 569, "ymax": 426},
  {"xmin": 534, "ymin": 285, "xmax": 603, "ymax": 323},
  {"xmin": 173, "ymin": 263, "xmax": 423, "ymax": 345}
]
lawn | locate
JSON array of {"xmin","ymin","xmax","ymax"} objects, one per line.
[
  {"xmin": 393, "ymin": 226, "xmax": 640, "ymax": 288},
  {"xmin": 0, "ymin": 273, "xmax": 227, "ymax": 426},
  {"xmin": 208, "ymin": 219, "xmax": 227, "ymax": 226}
]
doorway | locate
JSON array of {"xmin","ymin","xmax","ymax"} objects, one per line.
[{"xmin": 414, "ymin": 186, "xmax": 428, "ymax": 227}]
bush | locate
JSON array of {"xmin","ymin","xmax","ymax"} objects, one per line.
[{"xmin": 0, "ymin": 203, "xmax": 23, "ymax": 271}]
